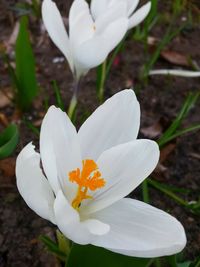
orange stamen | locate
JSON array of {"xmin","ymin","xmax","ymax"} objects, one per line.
[{"xmin": 69, "ymin": 159, "xmax": 106, "ymax": 210}]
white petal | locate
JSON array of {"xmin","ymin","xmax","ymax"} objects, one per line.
[
  {"xmin": 40, "ymin": 106, "xmax": 82, "ymax": 202},
  {"xmin": 78, "ymin": 89, "xmax": 140, "ymax": 160},
  {"xmin": 74, "ymin": 33, "xmax": 111, "ymax": 70},
  {"xmin": 69, "ymin": 0, "xmax": 89, "ymax": 27},
  {"xmin": 128, "ymin": 2, "xmax": 151, "ymax": 29},
  {"xmin": 42, "ymin": 0, "xmax": 74, "ymax": 71},
  {"xmin": 95, "ymin": 2, "xmax": 127, "ymax": 33},
  {"xmin": 16, "ymin": 143, "xmax": 55, "ymax": 224},
  {"xmin": 69, "ymin": 0, "xmax": 94, "ymax": 48},
  {"xmin": 80, "ymin": 139, "xmax": 159, "ymax": 214},
  {"xmin": 100, "ymin": 18, "xmax": 128, "ymax": 52},
  {"xmin": 92, "ymin": 198, "xmax": 187, "ymax": 257},
  {"xmin": 127, "ymin": 0, "xmax": 139, "ymax": 16},
  {"xmin": 54, "ymin": 190, "xmax": 110, "ymax": 245},
  {"xmin": 91, "ymin": 0, "xmax": 109, "ymax": 19},
  {"xmin": 74, "ymin": 17, "xmax": 128, "ymax": 70}
]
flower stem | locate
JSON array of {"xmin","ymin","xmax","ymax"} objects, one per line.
[
  {"xmin": 98, "ymin": 59, "xmax": 107, "ymax": 103},
  {"xmin": 65, "ymin": 242, "xmax": 74, "ymax": 267},
  {"xmin": 155, "ymin": 258, "xmax": 162, "ymax": 267},
  {"xmin": 68, "ymin": 79, "xmax": 80, "ymax": 120}
]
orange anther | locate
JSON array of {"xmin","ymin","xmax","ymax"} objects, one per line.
[{"xmin": 69, "ymin": 159, "xmax": 106, "ymax": 210}]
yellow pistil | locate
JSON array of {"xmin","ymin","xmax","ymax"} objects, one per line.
[{"xmin": 69, "ymin": 159, "xmax": 106, "ymax": 210}]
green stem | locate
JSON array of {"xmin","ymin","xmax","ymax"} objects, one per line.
[
  {"xmin": 155, "ymin": 258, "xmax": 162, "ymax": 267},
  {"xmin": 68, "ymin": 93, "xmax": 77, "ymax": 120},
  {"xmin": 98, "ymin": 60, "xmax": 107, "ymax": 103},
  {"xmin": 68, "ymin": 79, "xmax": 80, "ymax": 120},
  {"xmin": 65, "ymin": 242, "xmax": 74, "ymax": 267},
  {"xmin": 167, "ymin": 255, "xmax": 177, "ymax": 267},
  {"xmin": 106, "ymin": 38, "xmax": 125, "ymax": 79},
  {"xmin": 146, "ymin": 258, "xmax": 155, "ymax": 267}
]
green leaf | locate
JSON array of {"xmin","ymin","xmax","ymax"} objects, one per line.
[
  {"xmin": 67, "ymin": 244, "xmax": 152, "ymax": 267},
  {"xmin": 15, "ymin": 16, "xmax": 38, "ymax": 110},
  {"xmin": 0, "ymin": 124, "xmax": 19, "ymax": 159},
  {"xmin": 178, "ymin": 262, "xmax": 192, "ymax": 267}
]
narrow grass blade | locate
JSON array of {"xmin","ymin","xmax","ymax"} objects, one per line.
[{"xmin": 52, "ymin": 80, "xmax": 65, "ymax": 111}]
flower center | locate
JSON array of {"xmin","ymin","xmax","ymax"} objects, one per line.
[{"xmin": 69, "ymin": 159, "xmax": 106, "ymax": 210}]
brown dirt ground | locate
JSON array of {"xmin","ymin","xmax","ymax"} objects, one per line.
[{"xmin": 0, "ymin": 1, "xmax": 200, "ymax": 266}]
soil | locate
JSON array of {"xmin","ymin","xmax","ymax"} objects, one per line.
[{"xmin": 0, "ymin": 1, "xmax": 200, "ymax": 266}]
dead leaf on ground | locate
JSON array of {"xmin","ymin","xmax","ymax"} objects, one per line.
[
  {"xmin": 0, "ymin": 157, "xmax": 16, "ymax": 178},
  {"xmin": 11, "ymin": 108, "xmax": 22, "ymax": 123},
  {"xmin": 160, "ymin": 143, "xmax": 176, "ymax": 163},
  {"xmin": 4, "ymin": 22, "xmax": 19, "ymax": 53},
  {"xmin": 125, "ymin": 78, "xmax": 134, "ymax": 88},
  {"xmin": 141, "ymin": 120, "xmax": 163, "ymax": 139},
  {"xmin": 33, "ymin": 119, "xmax": 42, "ymax": 127},
  {"xmin": 0, "ymin": 113, "xmax": 9, "ymax": 126},
  {"xmin": 189, "ymin": 152, "xmax": 200, "ymax": 160},
  {"xmin": 147, "ymin": 37, "xmax": 195, "ymax": 68},
  {"xmin": 161, "ymin": 50, "xmax": 191, "ymax": 67},
  {"xmin": 154, "ymin": 143, "xmax": 176, "ymax": 176},
  {"xmin": 0, "ymin": 88, "xmax": 13, "ymax": 108},
  {"xmin": 155, "ymin": 163, "xmax": 168, "ymax": 174}
]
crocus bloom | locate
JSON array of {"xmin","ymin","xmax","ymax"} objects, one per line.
[
  {"xmin": 16, "ymin": 90, "xmax": 186, "ymax": 257},
  {"xmin": 42, "ymin": 0, "xmax": 150, "ymax": 80},
  {"xmin": 91, "ymin": 0, "xmax": 151, "ymax": 30}
]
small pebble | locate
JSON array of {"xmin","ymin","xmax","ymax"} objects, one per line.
[{"xmin": 52, "ymin": 57, "xmax": 65, "ymax": 64}]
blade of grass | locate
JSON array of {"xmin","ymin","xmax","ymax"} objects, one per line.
[
  {"xmin": 148, "ymin": 179, "xmax": 188, "ymax": 206},
  {"xmin": 133, "ymin": 0, "xmax": 159, "ymax": 43},
  {"xmin": 23, "ymin": 118, "xmax": 39, "ymax": 137},
  {"xmin": 142, "ymin": 19, "xmax": 187, "ymax": 79},
  {"xmin": 158, "ymin": 92, "xmax": 199, "ymax": 147},
  {"xmin": 148, "ymin": 179, "xmax": 200, "ymax": 214},
  {"xmin": 51, "ymin": 80, "xmax": 65, "ymax": 111},
  {"xmin": 159, "ymin": 124, "xmax": 200, "ymax": 147}
]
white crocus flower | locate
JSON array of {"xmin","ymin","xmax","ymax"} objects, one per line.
[
  {"xmin": 16, "ymin": 90, "xmax": 186, "ymax": 257},
  {"xmin": 42, "ymin": 0, "xmax": 129, "ymax": 80},
  {"xmin": 91, "ymin": 0, "xmax": 151, "ymax": 30}
]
